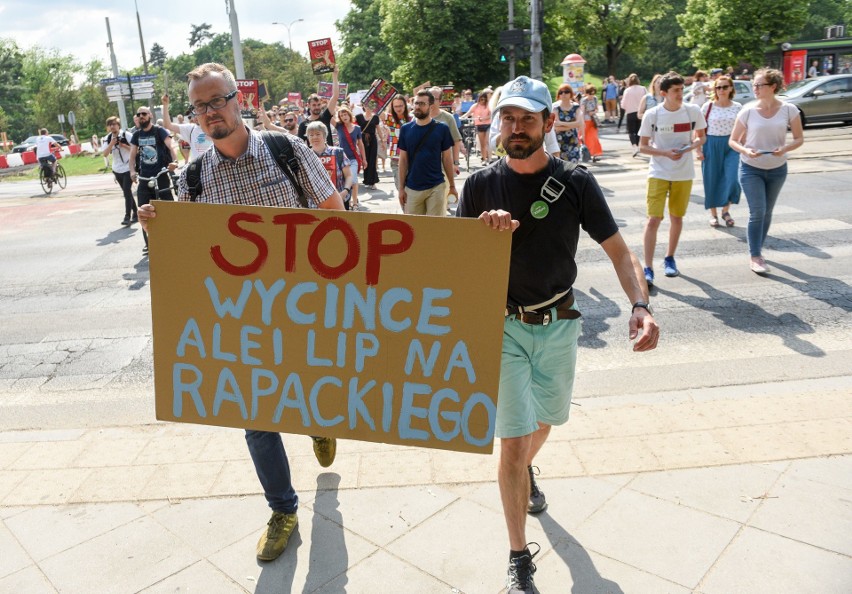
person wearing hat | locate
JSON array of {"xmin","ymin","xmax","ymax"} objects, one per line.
[
  {"xmin": 462, "ymin": 87, "xmax": 494, "ymax": 162},
  {"xmin": 456, "ymin": 75, "xmax": 659, "ymax": 593}
]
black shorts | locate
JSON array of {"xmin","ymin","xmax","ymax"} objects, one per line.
[{"xmin": 476, "ymin": 124, "xmax": 491, "ymax": 133}]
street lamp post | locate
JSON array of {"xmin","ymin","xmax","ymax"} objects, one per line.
[{"xmin": 272, "ymin": 18, "xmax": 304, "ymax": 52}]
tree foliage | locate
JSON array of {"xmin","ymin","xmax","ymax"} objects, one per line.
[
  {"xmin": 336, "ymin": 0, "xmax": 398, "ymax": 90},
  {"xmin": 188, "ymin": 23, "xmax": 214, "ymax": 49},
  {"xmin": 549, "ymin": 0, "xmax": 670, "ymax": 75},
  {"xmin": 148, "ymin": 43, "xmax": 168, "ymax": 69},
  {"xmin": 379, "ymin": 0, "xmax": 508, "ymax": 91},
  {"xmin": 798, "ymin": 0, "xmax": 852, "ymax": 41},
  {"xmin": 678, "ymin": 0, "xmax": 809, "ymax": 68}
]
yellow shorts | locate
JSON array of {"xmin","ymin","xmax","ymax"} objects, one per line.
[{"xmin": 646, "ymin": 178, "xmax": 692, "ymax": 218}]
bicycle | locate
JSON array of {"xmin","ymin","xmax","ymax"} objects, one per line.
[
  {"xmin": 39, "ymin": 161, "xmax": 66, "ymax": 195},
  {"xmin": 137, "ymin": 167, "xmax": 179, "ymax": 200},
  {"xmin": 459, "ymin": 117, "xmax": 477, "ymax": 171}
]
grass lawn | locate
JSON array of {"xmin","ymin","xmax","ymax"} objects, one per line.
[
  {"xmin": 1, "ymin": 151, "xmax": 192, "ymax": 182},
  {"xmin": 547, "ymin": 73, "xmax": 604, "ymax": 95}
]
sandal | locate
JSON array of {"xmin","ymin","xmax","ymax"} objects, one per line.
[
  {"xmin": 709, "ymin": 216, "xmax": 719, "ymax": 227},
  {"xmin": 722, "ymin": 212, "xmax": 735, "ymax": 227}
]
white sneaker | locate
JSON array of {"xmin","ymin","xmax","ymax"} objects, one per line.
[{"xmin": 750, "ymin": 257, "xmax": 769, "ymax": 274}]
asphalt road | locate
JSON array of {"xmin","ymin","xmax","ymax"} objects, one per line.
[{"xmin": 1, "ymin": 124, "xmax": 850, "ymax": 431}]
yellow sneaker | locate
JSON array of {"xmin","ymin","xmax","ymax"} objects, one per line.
[
  {"xmin": 312, "ymin": 436, "xmax": 337, "ymax": 467},
  {"xmin": 256, "ymin": 511, "xmax": 298, "ymax": 562}
]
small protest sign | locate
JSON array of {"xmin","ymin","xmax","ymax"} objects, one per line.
[
  {"xmin": 361, "ymin": 79, "xmax": 398, "ymax": 113},
  {"xmin": 236, "ymin": 79, "xmax": 259, "ymax": 118},
  {"xmin": 308, "ymin": 38, "xmax": 335, "ymax": 75},
  {"xmin": 440, "ymin": 86, "xmax": 456, "ymax": 109},
  {"xmin": 318, "ymin": 82, "xmax": 349, "ymax": 100},
  {"xmin": 150, "ymin": 202, "xmax": 511, "ymax": 454}
]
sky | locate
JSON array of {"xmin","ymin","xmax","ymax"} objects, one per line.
[{"xmin": 0, "ymin": 0, "xmax": 351, "ymax": 73}]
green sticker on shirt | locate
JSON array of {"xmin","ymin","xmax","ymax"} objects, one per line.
[{"xmin": 530, "ymin": 200, "xmax": 549, "ymax": 219}]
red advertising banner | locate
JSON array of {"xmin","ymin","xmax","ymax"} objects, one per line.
[
  {"xmin": 318, "ymin": 82, "xmax": 349, "ymax": 99},
  {"xmin": 308, "ymin": 38, "xmax": 336, "ymax": 75},
  {"xmin": 362, "ymin": 79, "xmax": 398, "ymax": 114},
  {"xmin": 783, "ymin": 50, "xmax": 808, "ymax": 85},
  {"xmin": 236, "ymin": 79, "xmax": 259, "ymax": 118}
]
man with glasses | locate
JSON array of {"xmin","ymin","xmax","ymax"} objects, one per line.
[
  {"xmin": 256, "ymin": 107, "xmax": 299, "ymax": 134},
  {"xmin": 397, "ymin": 90, "xmax": 456, "ymax": 216},
  {"xmin": 137, "ymin": 62, "xmax": 344, "ymax": 565},
  {"xmin": 129, "ymin": 106, "xmax": 178, "ymax": 254}
]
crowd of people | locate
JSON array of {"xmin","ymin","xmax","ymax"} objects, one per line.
[{"xmin": 91, "ymin": 58, "xmax": 806, "ymax": 594}]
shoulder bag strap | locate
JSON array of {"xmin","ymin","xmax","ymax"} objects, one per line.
[
  {"xmin": 186, "ymin": 153, "xmax": 206, "ymax": 202},
  {"xmin": 339, "ymin": 124, "xmax": 363, "ymax": 169},
  {"xmin": 510, "ymin": 160, "xmax": 579, "ymax": 251},
  {"xmin": 409, "ymin": 121, "xmax": 438, "ymax": 164},
  {"xmin": 261, "ymin": 131, "xmax": 309, "ymax": 209}
]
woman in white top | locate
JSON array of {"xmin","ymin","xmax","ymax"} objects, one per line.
[
  {"xmin": 637, "ymin": 74, "xmax": 663, "ymax": 121},
  {"xmin": 729, "ymin": 68, "xmax": 804, "ymax": 274},
  {"xmin": 699, "ymin": 75, "xmax": 742, "ymax": 227}
]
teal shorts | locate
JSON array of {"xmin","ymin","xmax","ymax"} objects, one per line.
[{"xmin": 496, "ymin": 306, "xmax": 582, "ymax": 439}]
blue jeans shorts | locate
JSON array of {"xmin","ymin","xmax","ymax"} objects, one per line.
[{"xmin": 496, "ymin": 306, "xmax": 582, "ymax": 438}]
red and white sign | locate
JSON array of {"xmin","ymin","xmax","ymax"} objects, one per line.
[{"xmin": 236, "ymin": 79, "xmax": 259, "ymax": 117}]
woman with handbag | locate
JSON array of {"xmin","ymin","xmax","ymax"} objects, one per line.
[
  {"xmin": 699, "ymin": 75, "xmax": 742, "ymax": 228},
  {"xmin": 336, "ymin": 106, "xmax": 366, "ymax": 209},
  {"xmin": 581, "ymin": 85, "xmax": 603, "ymax": 162},
  {"xmin": 552, "ymin": 84, "xmax": 583, "ymax": 163}
]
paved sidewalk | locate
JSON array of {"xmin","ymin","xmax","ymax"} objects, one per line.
[{"xmin": 1, "ymin": 375, "xmax": 850, "ymax": 593}]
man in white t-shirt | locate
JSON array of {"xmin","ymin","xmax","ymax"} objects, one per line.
[
  {"xmin": 161, "ymin": 93, "xmax": 213, "ymax": 161},
  {"xmin": 35, "ymin": 129, "xmax": 60, "ymax": 176},
  {"xmin": 638, "ymin": 71, "xmax": 707, "ymax": 285}
]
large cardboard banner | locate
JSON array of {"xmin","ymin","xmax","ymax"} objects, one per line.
[{"xmin": 150, "ymin": 202, "xmax": 511, "ymax": 454}]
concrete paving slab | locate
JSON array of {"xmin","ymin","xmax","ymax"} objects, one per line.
[
  {"xmin": 526, "ymin": 439, "xmax": 586, "ymax": 478},
  {"xmin": 750, "ymin": 471, "xmax": 852, "ymax": 556},
  {"xmin": 290, "ymin": 454, "xmax": 363, "ymax": 493},
  {"xmin": 698, "ymin": 526, "xmax": 852, "ymax": 594},
  {"xmin": 643, "ymin": 430, "xmax": 737, "ymax": 470},
  {"xmin": 310, "ymin": 484, "xmax": 457, "ymax": 547},
  {"xmin": 0, "ymin": 564, "xmax": 57, "ymax": 593},
  {"xmin": 0, "ymin": 521, "xmax": 33, "ymax": 579},
  {"xmin": 388, "ymin": 497, "xmax": 549, "ymax": 593},
  {"xmin": 8, "ymin": 439, "xmax": 88, "ymax": 470},
  {"xmin": 69, "ymin": 464, "xmax": 158, "ymax": 503},
  {"xmin": 574, "ymin": 488, "xmax": 741, "ymax": 588},
  {"xmin": 138, "ymin": 559, "xmax": 247, "ymax": 593},
  {"xmin": 38, "ymin": 515, "xmax": 200, "ymax": 594},
  {"xmin": 320, "ymin": 549, "xmax": 453, "ymax": 593},
  {"xmin": 4, "ymin": 502, "xmax": 143, "ymax": 562},
  {"xmin": 138, "ymin": 461, "xmax": 224, "ymax": 500},
  {"xmin": 572, "ymin": 435, "xmax": 660, "ymax": 475},
  {"xmin": 133, "ymin": 434, "xmax": 213, "ymax": 465},
  {"xmin": 0, "ymin": 428, "xmax": 85, "ymax": 444},
  {"xmin": 208, "ymin": 459, "xmax": 267, "ymax": 498},
  {"xmin": 0, "ymin": 442, "xmax": 31, "ymax": 469},
  {"xmin": 151, "ymin": 495, "xmax": 267, "ymax": 558},
  {"xmin": 626, "ymin": 462, "xmax": 785, "ymax": 522},
  {"xmin": 785, "ymin": 455, "xmax": 852, "ymax": 490},
  {"xmin": 355, "ymin": 448, "xmax": 433, "ymax": 488},
  {"xmin": 2, "ymin": 468, "xmax": 91, "ymax": 506},
  {"xmin": 430, "ymin": 446, "xmax": 497, "ymax": 484},
  {"xmin": 0, "ymin": 470, "xmax": 27, "ymax": 502}
]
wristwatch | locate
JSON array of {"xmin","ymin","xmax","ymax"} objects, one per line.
[
  {"xmin": 453, "ymin": 161, "xmax": 460, "ymax": 165},
  {"xmin": 632, "ymin": 301, "xmax": 652, "ymax": 314}
]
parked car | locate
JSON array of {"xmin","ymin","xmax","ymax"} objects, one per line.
[
  {"xmin": 11, "ymin": 134, "xmax": 70, "ymax": 153},
  {"xmin": 684, "ymin": 80, "xmax": 755, "ymax": 105},
  {"xmin": 777, "ymin": 74, "xmax": 852, "ymax": 127}
]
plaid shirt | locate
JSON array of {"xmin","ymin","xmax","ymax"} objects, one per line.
[{"xmin": 177, "ymin": 128, "xmax": 335, "ymax": 208}]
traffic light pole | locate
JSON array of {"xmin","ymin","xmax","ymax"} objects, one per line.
[
  {"xmin": 530, "ymin": 0, "xmax": 542, "ymax": 80},
  {"xmin": 508, "ymin": 0, "xmax": 516, "ymax": 79}
]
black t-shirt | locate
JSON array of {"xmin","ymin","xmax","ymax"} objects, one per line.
[
  {"xmin": 131, "ymin": 125, "xmax": 171, "ymax": 177},
  {"xmin": 298, "ymin": 108, "xmax": 334, "ymax": 146},
  {"xmin": 457, "ymin": 156, "xmax": 619, "ymax": 307}
]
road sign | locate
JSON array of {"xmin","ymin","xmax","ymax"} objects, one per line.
[
  {"xmin": 58, "ymin": 114, "xmax": 65, "ymax": 123},
  {"xmin": 131, "ymin": 82, "xmax": 154, "ymax": 90},
  {"xmin": 134, "ymin": 93, "xmax": 153, "ymax": 100},
  {"xmin": 67, "ymin": 111, "xmax": 76, "ymax": 126}
]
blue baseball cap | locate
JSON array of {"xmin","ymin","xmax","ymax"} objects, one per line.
[{"xmin": 495, "ymin": 76, "xmax": 552, "ymax": 113}]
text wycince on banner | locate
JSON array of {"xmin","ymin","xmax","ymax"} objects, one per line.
[{"xmin": 149, "ymin": 202, "xmax": 511, "ymax": 454}]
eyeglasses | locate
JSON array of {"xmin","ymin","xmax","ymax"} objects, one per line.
[
  {"xmin": 714, "ymin": 85, "xmax": 731, "ymax": 90},
  {"xmin": 190, "ymin": 90, "xmax": 238, "ymax": 115},
  {"xmin": 135, "ymin": 112, "xmax": 149, "ymax": 117},
  {"xmin": 753, "ymin": 83, "xmax": 772, "ymax": 89},
  {"xmin": 558, "ymin": 90, "xmax": 572, "ymax": 95},
  {"xmin": 413, "ymin": 101, "xmax": 429, "ymax": 106},
  {"xmin": 283, "ymin": 119, "xmax": 295, "ymax": 123}
]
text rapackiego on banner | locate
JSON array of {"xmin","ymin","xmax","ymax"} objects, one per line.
[{"xmin": 149, "ymin": 201, "xmax": 511, "ymax": 454}]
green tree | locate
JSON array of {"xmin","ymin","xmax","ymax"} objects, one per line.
[
  {"xmin": 549, "ymin": 0, "xmax": 670, "ymax": 76},
  {"xmin": 77, "ymin": 59, "xmax": 112, "ymax": 139},
  {"xmin": 243, "ymin": 42, "xmax": 315, "ymax": 104},
  {"xmin": 0, "ymin": 38, "xmax": 30, "ymax": 142},
  {"xmin": 380, "ymin": 0, "xmax": 508, "ymax": 91},
  {"xmin": 21, "ymin": 47, "xmax": 80, "ymax": 134},
  {"xmin": 678, "ymin": 0, "xmax": 808, "ymax": 68},
  {"xmin": 149, "ymin": 43, "xmax": 168, "ymax": 69},
  {"xmin": 188, "ymin": 23, "xmax": 214, "ymax": 49},
  {"xmin": 799, "ymin": 0, "xmax": 850, "ymax": 41},
  {"xmin": 336, "ymin": 0, "xmax": 398, "ymax": 90}
]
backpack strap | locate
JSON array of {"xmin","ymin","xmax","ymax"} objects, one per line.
[
  {"xmin": 261, "ymin": 130, "xmax": 309, "ymax": 208},
  {"xmin": 186, "ymin": 153, "xmax": 205, "ymax": 202},
  {"xmin": 510, "ymin": 159, "xmax": 579, "ymax": 251}
]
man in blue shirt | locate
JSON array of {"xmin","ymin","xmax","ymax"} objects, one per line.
[
  {"xmin": 603, "ymin": 75, "xmax": 619, "ymax": 122},
  {"xmin": 397, "ymin": 90, "xmax": 456, "ymax": 216}
]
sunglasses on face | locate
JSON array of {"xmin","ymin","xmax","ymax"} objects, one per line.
[
  {"xmin": 558, "ymin": 90, "xmax": 572, "ymax": 95},
  {"xmin": 715, "ymin": 85, "xmax": 731, "ymax": 90},
  {"xmin": 283, "ymin": 119, "xmax": 295, "ymax": 123},
  {"xmin": 136, "ymin": 112, "xmax": 149, "ymax": 117}
]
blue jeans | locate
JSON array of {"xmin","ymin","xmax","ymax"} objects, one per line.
[
  {"xmin": 245, "ymin": 430, "xmax": 298, "ymax": 514},
  {"xmin": 739, "ymin": 162, "xmax": 787, "ymax": 257}
]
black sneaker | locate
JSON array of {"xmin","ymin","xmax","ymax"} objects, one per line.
[
  {"xmin": 121, "ymin": 218, "xmax": 131, "ymax": 226},
  {"xmin": 130, "ymin": 215, "xmax": 139, "ymax": 224},
  {"xmin": 142, "ymin": 245, "xmax": 149, "ymax": 255},
  {"xmin": 507, "ymin": 543, "xmax": 540, "ymax": 594},
  {"xmin": 528, "ymin": 465, "xmax": 547, "ymax": 514}
]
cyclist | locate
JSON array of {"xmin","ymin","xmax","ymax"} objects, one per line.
[{"xmin": 35, "ymin": 129, "xmax": 60, "ymax": 179}]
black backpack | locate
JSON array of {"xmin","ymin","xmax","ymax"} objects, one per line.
[{"xmin": 186, "ymin": 131, "xmax": 308, "ymax": 208}]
